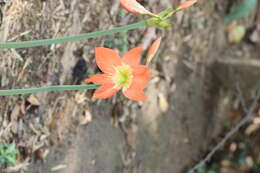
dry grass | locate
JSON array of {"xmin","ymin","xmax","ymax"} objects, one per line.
[{"xmin": 0, "ymin": 0, "xmax": 114, "ymax": 171}]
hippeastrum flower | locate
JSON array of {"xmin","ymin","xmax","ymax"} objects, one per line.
[
  {"xmin": 176, "ymin": 0, "xmax": 197, "ymax": 11},
  {"xmin": 146, "ymin": 37, "xmax": 161, "ymax": 65},
  {"xmin": 84, "ymin": 46, "xmax": 152, "ymax": 101},
  {"xmin": 120, "ymin": 0, "xmax": 157, "ymax": 17}
]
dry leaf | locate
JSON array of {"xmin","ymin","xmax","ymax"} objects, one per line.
[
  {"xmin": 246, "ymin": 156, "xmax": 254, "ymax": 168},
  {"xmin": 51, "ymin": 164, "xmax": 67, "ymax": 171},
  {"xmin": 253, "ymin": 117, "xmax": 260, "ymax": 124},
  {"xmin": 127, "ymin": 125, "xmax": 137, "ymax": 149},
  {"xmin": 159, "ymin": 93, "xmax": 169, "ymax": 113},
  {"xmin": 27, "ymin": 94, "xmax": 41, "ymax": 106},
  {"xmin": 75, "ymin": 92, "xmax": 87, "ymax": 104},
  {"xmin": 249, "ymin": 24, "xmax": 260, "ymax": 44},
  {"xmin": 36, "ymin": 149, "xmax": 45, "ymax": 161},
  {"xmin": 80, "ymin": 111, "xmax": 92, "ymax": 125},
  {"xmin": 228, "ymin": 23, "xmax": 246, "ymax": 43},
  {"xmin": 10, "ymin": 104, "xmax": 20, "ymax": 120},
  {"xmin": 245, "ymin": 124, "xmax": 260, "ymax": 135},
  {"xmin": 229, "ymin": 143, "xmax": 237, "ymax": 152}
]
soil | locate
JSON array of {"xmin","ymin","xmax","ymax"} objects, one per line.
[{"xmin": 0, "ymin": 0, "xmax": 259, "ymax": 173}]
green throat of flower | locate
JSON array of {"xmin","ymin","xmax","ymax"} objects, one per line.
[{"xmin": 113, "ymin": 65, "xmax": 133, "ymax": 89}]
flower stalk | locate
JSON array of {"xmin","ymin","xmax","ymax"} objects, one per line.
[
  {"xmin": 0, "ymin": 21, "xmax": 147, "ymax": 49},
  {"xmin": 0, "ymin": 84, "xmax": 99, "ymax": 96}
]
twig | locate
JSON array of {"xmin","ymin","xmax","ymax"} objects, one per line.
[{"xmin": 189, "ymin": 89, "xmax": 260, "ymax": 173}]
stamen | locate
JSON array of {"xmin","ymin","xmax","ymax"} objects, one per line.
[{"xmin": 113, "ymin": 65, "xmax": 133, "ymax": 89}]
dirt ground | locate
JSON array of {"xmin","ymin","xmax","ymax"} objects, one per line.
[{"xmin": 0, "ymin": 0, "xmax": 259, "ymax": 173}]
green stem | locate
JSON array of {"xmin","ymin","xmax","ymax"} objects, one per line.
[
  {"xmin": 0, "ymin": 21, "xmax": 147, "ymax": 49},
  {"xmin": 0, "ymin": 84, "xmax": 99, "ymax": 96}
]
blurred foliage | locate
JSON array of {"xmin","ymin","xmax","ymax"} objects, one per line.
[
  {"xmin": 253, "ymin": 162, "xmax": 260, "ymax": 172},
  {"xmin": 104, "ymin": 32, "xmax": 129, "ymax": 54},
  {"xmin": 224, "ymin": 0, "xmax": 257, "ymax": 23},
  {"xmin": 0, "ymin": 143, "xmax": 17, "ymax": 167},
  {"xmin": 188, "ymin": 122, "xmax": 260, "ymax": 173}
]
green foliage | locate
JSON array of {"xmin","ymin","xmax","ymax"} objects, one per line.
[
  {"xmin": 104, "ymin": 32, "xmax": 129, "ymax": 54},
  {"xmin": 253, "ymin": 162, "xmax": 260, "ymax": 172},
  {"xmin": 119, "ymin": 8, "xmax": 128, "ymax": 17},
  {"xmin": 224, "ymin": 0, "xmax": 257, "ymax": 23},
  {"xmin": 188, "ymin": 163, "xmax": 218, "ymax": 173},
  {"xmin": 0, "ymin": 143, "xmax": 17, "ymax": 167},
  {"xmin": 235, "ymin": 148, "xmax": 249, "ymax": 166}
]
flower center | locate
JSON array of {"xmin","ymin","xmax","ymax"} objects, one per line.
[{"xmin": 113, "ymin": 65, "xmax": 133, "ymax": 89}]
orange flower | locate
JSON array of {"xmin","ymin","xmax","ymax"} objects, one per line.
[
  {"xmin": 176, "ymin": 0, "xmax": 197, "ymax": 10},
  {"xmin": 146, "ymin": 37, "xmax": 161, "ymax": 65},
  {"xmin": 120, "ymin": 0, "xmax": 156, "ymax": 17},
  {"xmin": 84, "ymin": 47, "xmax": 152, "ymax": 101}
]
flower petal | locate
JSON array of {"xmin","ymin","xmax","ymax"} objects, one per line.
[
  {"xmin": 95, "ymin": 47, "xmax": 122, "ymax": 74},
  {"xmin": 177, "ymin": 0, "xmax": 197, "ymax": 10},
  {"xmin": 84, "ymin": 74, "xmax": 113, "ymax": 85},
  {"xmin": 120, "ymin": 0, "xmax": 156, "ymax": 17},
  {"xmin": 93, "ymin": 84, "xmax": 119, "ymax": 99},
  {"xmin": 122, "ymin": 70, "xmax": 150, "ymax": 101},
  {"xmin": 132, "ymin": 65, "xmax": 152, "ymax": 78},
  {"xmin": 146, "ymin": 37, "xmax": 161, "ymax": 65},
  {"xmin": 132, "ymin": 74, "xmax": 149, "ymax": 89},
  {"xmin": 123, "ymin": 87, "xmax": 147, "ymax": 101},
  {"xmin": 122, "ymin": 46, "xmax": 143, "ymax": 67},
  {"xmin": 147, "ymin": 37, "xmax": 161, "ymax": 58}
]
